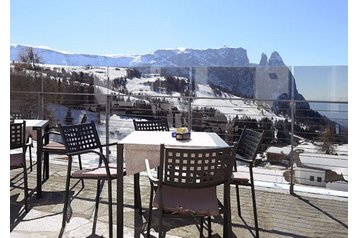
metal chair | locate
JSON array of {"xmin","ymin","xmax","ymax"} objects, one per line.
[
  {"xmin": 59, "ymin": 121, "xmax": 120, "ymax": 238},
  {"xmin": 133, "ymin": 119, "xmax": 169, "ymax": 217},
  {"xmin": 146, "ymin": 144, "xmax": 237, "ymax": 238},
  {"xmin": 42, "ymin": 113, "xmax": 88, "ymax": 181},
  {"xmin": 10, "ymin": 112, "xmax": 34, "ymax": 172},
  {"xmin": 10, "ymin": 121, "xmax": 29, "ymax": 212},
  {"xmin": 231, "ymin": 128, "xmax": 263, "ymax": 238}
]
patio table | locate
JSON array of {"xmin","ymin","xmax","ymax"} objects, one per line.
[
  {"xmin": 15, "ymin": 119, "xmax": 50, "ymax": 198},
  {"xmin": 116, "ymin": 131, "xmax": 229, "ymax": 237}
]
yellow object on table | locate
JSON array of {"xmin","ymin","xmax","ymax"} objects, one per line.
[{"xmin": 176, "ymin": 127, "xmax": 191, "ymax": 140}]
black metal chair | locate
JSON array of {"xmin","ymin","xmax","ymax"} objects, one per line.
[
  {"xmin": 133, "ymin": 119, "xmax": 169, "ymax": 131},
  {"xmin": 11, "ymin": 112, "xmax": 34, "ymax": 172},
  {"xmin": 133, "ymin": 119, "xmax": 169, "ymax": 217},
  {"xmin": 146, "ymin": 144, "xmax": 237, "ymax": 238},
  {"xmin": 59, "ymin": 121, "xmax": 120, "ymax": 238},
  {"xmin": 231, "ymin": 128, "xmax": 263, "ymax": 238},
  {"xmin": 42, "ymin": 113, "xmax": 88, "ymax": 181},
  {"xmin": 10, "ymin": 121, "xmax": 29, "ymax": 212}
]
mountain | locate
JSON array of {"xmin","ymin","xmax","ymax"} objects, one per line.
[
  {"xmin": 10, "ymin": 44, "xmax": 306, "ymax": 111},
  {"xmin": 10, "ymin": 44, "xmax": 284, "ymax": 67},
  {"xmin": 10, "ymin": 44, "xmax": 298, "ymax": 104}
]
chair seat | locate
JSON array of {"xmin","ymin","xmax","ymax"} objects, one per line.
[
  {"xmin": 153, "ymin": 185, "xmax": 220, "ymax": 216},
  {"xmin": 43, "ymin": 141, "xmax": 66, "ymax": 154},
  {"xmin": 71, "ymin": 164, "xmax": 125, "ymax": 179},
  {"xmin": 10, "ymin": 153, "xmax": 25, "ymax": 169},
  {"xmin": 231, "ymin": 171, "xmax": 250, "ymax": 185}
]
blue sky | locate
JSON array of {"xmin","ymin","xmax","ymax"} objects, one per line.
[{"xmin": 10, "ymin": 0, "xmax": 348, "ymax": 66}]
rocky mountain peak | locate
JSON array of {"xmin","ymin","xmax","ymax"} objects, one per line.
[
  {"xmin": 259, "ymin": 53, "xmax": 268, "ymax": 66},
  {"xmin": 268, "ymin": 51, "xmax": 285, "ymax": 66}
]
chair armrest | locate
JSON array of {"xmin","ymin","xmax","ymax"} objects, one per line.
[
  {"xmin": 68, "ymin": 149, "xmax": 114, "ymax": 175},
  {"xmin": 41, "ymin": 127, "xmax": 61, "ymax": 139},
  {"xmin": 145, "ymin": 159, "xmax": 158, "ymax": 183},
  {"xmin": 26, "ymin": 136, "xmax": 33, "ymax": 147},
  {"xmin": 235, "ymin": 154, "xmax": 252, "ymax": 164},
  {"xmin": 68, "ymin": 149, "xmax": 110, "ymax": 165},
  {"xmin": 101, "ymin": 142, "xmax": 118, "ymax": 148}
]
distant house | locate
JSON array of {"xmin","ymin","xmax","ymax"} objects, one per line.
[
  {"xmin": 158, "ymin": 86, "xmax": 167, "ymax": 94},
  {"xmin": 293, "ymin": 166, "xmax": 327, "ymax": 188},
  {"xmin": 290, "ymin": 150, "xmax": 348, "ymax": 191},
  {"xmin": 265, "ymin": 145, "xmax": 292, "ymax": 166}
]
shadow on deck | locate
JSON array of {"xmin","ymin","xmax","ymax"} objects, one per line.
[{"xmin": 10, "ymin": 162, "xmax": 348, "ymax": 238}]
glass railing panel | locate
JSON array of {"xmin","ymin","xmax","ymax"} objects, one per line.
[{"xmin": 9, "ymin": 63, "xmax": 348, "ymax": 196}]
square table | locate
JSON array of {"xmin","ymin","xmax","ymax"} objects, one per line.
[
  {"xmin": 116, "ymin": 131, "xmax": 229, "ymax": 237},
  {"xmin": 15, "ymin": 119, "xmax": 50, "ymax": 198}
]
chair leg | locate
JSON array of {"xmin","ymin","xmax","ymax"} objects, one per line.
[
  {"xmin": 42, "ymin": 152, "xmax": 49, "ymax": 181},
  {"xmin": 28, "ymin": 145, "xmax": 33, "ymax": 172},
  {"xmin": 223, "ymin": 183, "xmax": 232, "ymax": 238},
  {"xmin": 42, "ymin": 155, "xmax": 46, "ymax": 180},
  {"xmin": 108, "ymin": 179, "xmax": 113, "ymax": 238},
  {"xmin": 62, "ymin": 162, "xmax": 72, "ymax": 228},
  {"xmin": 208, "ymin": 216, "xmax": 212, "ymax": 238},
  {"xmin": 78, "ymin": 155, "xmax": 85, "ymax": 188},
  {"xmin": 23, "ymin": 163, "xmax": 29, "ymax": 212},
  {"xmin": 92, "ymin": 180, "xmax": 101, "ymax": 235},
  {"xmin": 134, "ymin": 174, "xmax": 143, "ymax": 214},
  {"xmin": 158, "ymin": 205, "xmax": 163, "ymax": 238},
  {"xmin": 44, "ymin": 152, "xmax": 49, "ymax": 180},
  {"xmin": 146, "ymin": 183, "xmax": 155, "ymax": 238},
  {"xmin": 251, "ymin": 184, "xmax": 259, "ymax": 238},
  {"xmin": 199, "ymin": 217, "xmax": 204, "ymax": 238},
  {"xmin": 236, "ymin": 185, "xmax": 241, "ymax": 217}
]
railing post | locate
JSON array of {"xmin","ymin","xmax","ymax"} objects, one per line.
[
  {"xmin": 290, "ymin": 100, "xmax": 296, "ymax": 194},
  {"xmin": 188, "ymin": 67, "xmax": 193, "ymax": 131},
  {"xmin": 105, "ymin": 67, "xmax": 110, "ymax": 159},
  {"xmin": 290, "ymin": 67, "xmax": 295, "ymax": 195},
  {"xmin": 37, "ymin": 92, "xmax": 41, "ymax": 119}
]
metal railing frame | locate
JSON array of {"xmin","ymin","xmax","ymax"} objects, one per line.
[{"xmin": 10, "ymin": 88, "xmax": 348, "ymax": 195}]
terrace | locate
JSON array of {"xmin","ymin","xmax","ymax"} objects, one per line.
[
  {"xmin": 10, "ymin": 156, "xmax": 348, "ymax": 238},
  {"xmin": 10, "ymin": 64, "xmax": 348, "ymax": 237}
]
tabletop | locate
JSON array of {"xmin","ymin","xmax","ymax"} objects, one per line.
[
  {"xmin": 14, "ymin": 119, "xmax": 49, "ymax": 128},
  {"xmin": 119, "ymin": 131, "xmax": 228, "ymax": 175}
]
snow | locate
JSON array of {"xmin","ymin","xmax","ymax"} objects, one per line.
[{"xmin": 193, "ymin": 84, "xmax": 282, "ymax": 121}]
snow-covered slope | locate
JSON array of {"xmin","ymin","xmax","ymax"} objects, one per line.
[
  {"xmin": 33, "ymin": 64, "xmax": 283, "ymax": 123},
  {"xmin": 52, "ymin": 65, "xmax": 284, "ymax": 122}
]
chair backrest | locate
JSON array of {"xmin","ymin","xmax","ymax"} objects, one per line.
[
  {"xmin": 10, "ymin": 121, "xmax": 26, "ymax": 150},
  {"xmin": 11, "ymin": 112, "xmax": 23, "ymax": 120},
  {"xmin": 236, "ymin": 128, "xmax": 263, "ymax": 164},
  {"xmin": 11, "ymin": 111, "xmax": 33, "ymax": 119},
  {"xmin": 133, "ymin": 119, "xmax": 169, "ymax": 131},
  {"xmin": 159, "ymin": 144, "xmax": 237, "ymax": 189},
  {"xmin": 59, "ymin": 121, "xmax": 102, "ymax": 154}
]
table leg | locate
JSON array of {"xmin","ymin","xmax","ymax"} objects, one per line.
[
  {"xmin": 134, "ymin": 173, "xmax": 142, "ymax": 212},
  {"xmin": 223, "ymin": 183, "xmax": 232, "ymax": 238},
  {"xmin": 36, "ymin": 127, "xmax": 43, "ymax": 199},
  {"xmin": 117, "ymin": 144, "xmax": 124, "ymax": 238},
  {"xmin": 44, "ymin": 133, "xmax": 49, "ymax": 180}
]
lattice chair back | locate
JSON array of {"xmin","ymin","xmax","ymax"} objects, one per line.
[
  {"xmin": 236, "ymin": 128, "xmax": 263, "ymax": 165},
  {"xmin": 133, "ymin": 119, "xmax": 169, "ymax": 131},
  {"xmin": 10, "ymin": 121, "xmax": 26, "ymax": 150},
  {"xmin": 59, "ymin": 121, "xmax": 102, "ymax": 155},
  {"xmin": 159, "ymin": 145, "xmax": 236, "ymax": 189},
  {"xmin": 10, "ymin": 120, "xmax": 29, "ymax": 212}
]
